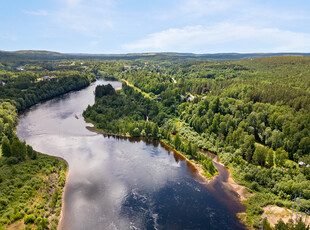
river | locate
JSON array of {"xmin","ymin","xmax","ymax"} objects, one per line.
[{"xmin": 17, "ymin": 80, "xmax": 247, "ymax": 230}]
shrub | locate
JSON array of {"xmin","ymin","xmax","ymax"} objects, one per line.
[
  {"xmin": 250, "ymin": 181, "xmax": 259, "ymax": 191},
  {"xmin": 6, "ymin": 157, "xmax": 18, "ymax": 165},
  {"xmin": 0, "ymin": 198, "xmax": 8, "ymax": 207},
  {"xmin": 262, "ymin": 217, "xmax": 273, "ymax": 230},
  {"xmin": 24, "ymin": 214, "xmax": 36, "ymax": 224},
  {"xmin": 37, "ymin": 218, "xmax": 49, "ymax": 229}
]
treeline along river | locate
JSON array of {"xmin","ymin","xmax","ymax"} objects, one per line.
[{"xmin": 17, "ymin": 80, "xmax": 247, "ymax": 230}]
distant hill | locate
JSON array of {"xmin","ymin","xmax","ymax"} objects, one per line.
[{"xmin": 0, "ymin": 50, "xmax": 310, "ymax": 61}]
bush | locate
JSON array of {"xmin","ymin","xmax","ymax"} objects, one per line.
[
  {"xmin": 247, "ymin": 204, "xmax": 264, "ymax": 216},
  {"xmin": 51, "ymin": 217, "xmax": 58, "ymax": 230},
  {"xmin": 49, "ymin": 188, "xmax": 60, "ymax": 209},
  {"xmin": 12, "ymin": 212, "xmax": 23, "ymax": 221},
  {"xmin": 6, "ymin": 157, "xmax": 18, "ymax": 165},
  {"xmin": 0, "ymin": 198, "xmax": 8, "ymax": 207},
  {"xmin": 250, "ymin": 181, "xmax": 259, "ymax": 191},
  {"xmin": 37, "ymin": 218, "xmax": 49, "ymax": 229},
  {"xmin": 24, "ymin": 214, "xmax": 36, "ymax": 224},
  {"xmin": 253, "ymin": 215, "xmax": 261, "ymax": 229},
  {"xmin": 262, "ymin": 217, "xmax": 273, "ymax": 230}
]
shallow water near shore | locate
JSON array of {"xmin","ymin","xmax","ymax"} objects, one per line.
[{"xmin": 17, "ymin": 80, "xmax": 247, "ymax": 230}]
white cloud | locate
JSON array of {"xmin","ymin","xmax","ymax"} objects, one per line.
[
  {"xmin": 23, "ymin": 9, "xmax": 48, "ymax": 16},
  {"xmin": 123, "ymin": 24, "xmax": 310, "ymax": 53}
]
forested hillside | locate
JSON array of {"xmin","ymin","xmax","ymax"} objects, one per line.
[
  {"xmin": 1, "ymin": 50, "xmax": 309, "ymax": 61},
  {"xmin": 84, "ymin": 56, "xmax": 310, "ymax": 229}
]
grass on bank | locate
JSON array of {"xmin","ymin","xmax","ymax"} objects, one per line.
[{"xmin": 0, "ymin": 153, "xmax": 67, "ymax": 230}]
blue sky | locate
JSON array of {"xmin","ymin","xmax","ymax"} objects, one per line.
[{"xmin": 1, "ymin": 0, "xmax": 310, "ymax": 54}]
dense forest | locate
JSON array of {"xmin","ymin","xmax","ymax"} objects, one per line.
[{"xmin": 83, "ymin": 56, "xmax": 310, "ymax": 229}]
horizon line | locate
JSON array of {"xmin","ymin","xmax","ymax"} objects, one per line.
[{"xmin": 1, "ymin": 50, "xmax": 310, "ymax": 56}]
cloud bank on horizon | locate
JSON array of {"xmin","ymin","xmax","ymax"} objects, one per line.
[{"xmin": 1, "ymin": 0, "xmax": 310, "ymax": 53}]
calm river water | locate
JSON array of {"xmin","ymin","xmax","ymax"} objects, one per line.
[{"xmin": 17, "ymin": 80, "xmax": 247, "ymax": 230}]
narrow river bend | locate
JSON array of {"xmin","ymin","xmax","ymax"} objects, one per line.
[{"xmin": 17, "ymin": 80, "xmax": 247, "ymax": 230}]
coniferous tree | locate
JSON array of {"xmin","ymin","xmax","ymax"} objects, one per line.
[{"xmin": 1, "ymin": 137, "xmax": 11, "ymax": 157}]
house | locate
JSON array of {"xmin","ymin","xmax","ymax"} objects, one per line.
[
  {"xmin": 0, "ymin": 80, "xmax": 6, "ymax": 86},
  {"xmin": 16, "ymin": 66, "xmax": 25, "ymax": 71},
  {"xmin": 299, "ymin": 161, "xmax": 306, "ymax": 167},
  {"xmin": 41, "ymin": 76, "xmax": 56, "ymax": 81},
  {"xmin": 186, "ymin": 95, "xmax": 195, "ymax": 102}
]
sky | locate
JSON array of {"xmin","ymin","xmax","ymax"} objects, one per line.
[{"xmin": 1, "ymin": 0, "xmax": 310, "ymax": 54}]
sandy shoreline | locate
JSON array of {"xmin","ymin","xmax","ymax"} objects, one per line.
[
  {"xmin": 225, "ymin": 172, "xmax": 252, "ymax": 202},
  {"xmin": 56, "ymin": 156, "xmax": 69, "ymax": 230}
]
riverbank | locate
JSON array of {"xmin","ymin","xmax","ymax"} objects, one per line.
[
  {"xmin": 225, "ymin": 173, "xmax": 252, "ymax": 202},
  {"xmin": 56, "ymin": 157, "xmax": 69, "ymax": 230}
]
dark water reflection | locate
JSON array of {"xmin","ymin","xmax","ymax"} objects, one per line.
[{"xmin": 17, "ymin": 80, "xmax": 247, "ymax": 230}]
